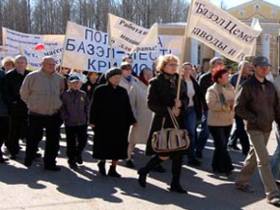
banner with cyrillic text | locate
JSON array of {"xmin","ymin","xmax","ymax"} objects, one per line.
[
  {"xmin": 62, "ymin": 21, "xmax": 183, "ymax": 74},
  {"xmin": 2, "ymin": 27, "xmax": 64, "ymax": 69},
  {"xmin": 186, "ymin": 0, "xmax": 261, "ymax": 62},
  {"xmin": 108, "ymin": 13, "xmax": 158, "ymax": 53}
]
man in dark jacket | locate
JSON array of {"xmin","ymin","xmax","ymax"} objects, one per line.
[
  {"xmin": 0, "ymin": 68, "xmax": 9, "ymax": 163},
  {"xmin": 4, "ymin": 55, "xmax": 29, "ymax": 159},
  {"xmin": 196, "ymin": 57, "xmax": 224, "ymax": 158},
  {"xmin": 235, "ymin": 56, "xmax": 280, "ymax": 207}
]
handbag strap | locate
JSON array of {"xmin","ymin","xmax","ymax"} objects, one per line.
[
  {"xmin": 161, "ymin": 117, "xmax": 166, "ymax": 130},
  {"xmin": 167, "ymin": 107, "xmax": 180, "ymax": 129}
]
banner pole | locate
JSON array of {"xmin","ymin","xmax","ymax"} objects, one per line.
[
  {"xmin": 60, "ymin": 21, "xmax": 69, "ymax": 74},
  {"xmin": 107, "ymin": 14, "xmax": 115, "ymax": 68},
  {"xmin": 176, "ymin": 1, "xmax": 193, "ymax": 101}
]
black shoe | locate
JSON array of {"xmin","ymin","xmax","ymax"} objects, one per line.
[
  {"xmin": 10, "ymin": 154, "xmax": 17, "ymax": 160},
  {"xmin": 24, "ymin": 159, "xmax": 32, "ymax": 167},
  {"xmin": 44, "ymin": 165, "xmax": 61, "ymax": 171},
  {"xmin": 267, "ymin": 196, "xmax": 280, "ymax": 207},
  {"xmin": 108, "ymin": 166, "xmax": 121, "ymax": 178},
  {"xmin": 68, "ymin": 161, "xmax": 78, "ymax": 170},
  {"xmin": 195, "ymin": 151, "xmax": 203, "ymax": 159},
  {"xmin": 169, "ymin": 183, "xmax": 187, "ymax": 194},
  {"xmin": 187, "ymin": 158, "xmax": 201, "ymax": 167},
  {"xmin": 97, "ymin": 161, "xmax": 106, "ymax": 176},
  {"xmin": 151, "ymin": 164, "xmax": 166, "ymax": 173},
  {"xmin": 76, "ymin": 155, "xmax": 83, "ymax": 165},
  {"xmin": 138, "ymin": 168, "xmax": 147, "ymax": 188},
  {"xmin": 228, "ymin": 145, "xmax": 241, "ymax": 151},
  {"xmin": 0, "ymin": 157, "xmax": 8, "ymax": 163},
  {"xmin": 126, "ymin": 159, "xmax": 135, "ymax": 168},
  {"xmin": 35, "ymin": 153, "xmax": 42, "ymax": 159}
]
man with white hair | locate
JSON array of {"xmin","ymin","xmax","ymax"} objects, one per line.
[
  {"xmin": 20, "ymin": 56, "xmax": 64, "ymax": 171},
  {"xmin": 4, "ymin": 55, "xmax": 29, "ymax": 160}
]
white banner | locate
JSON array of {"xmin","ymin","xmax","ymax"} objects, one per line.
[
  {"xmin": 108, "ymin": 13, "xmax": 158, "ymax": 53},
  {"xmin": 2, "ymin": 24, "xmax": 183, "ymax": 74},
  {"xmin": 0, "ymin": 45, "xmax": 19, "ymax": 61},
  {"xmin": 2, "ymin": 27, "xmax": 64, "ymax": 69},
  {"xmin": 186, "ymin": 0, "xmax": 261, "ymax": 62},
  {"xmin": 62, "ymin": 21, "xmax": 183, "ymax": 74}
]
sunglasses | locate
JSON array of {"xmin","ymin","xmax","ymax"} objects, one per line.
[{"xmin": 167, "ymin": 63, "xmax": 178, "ymax": 67}]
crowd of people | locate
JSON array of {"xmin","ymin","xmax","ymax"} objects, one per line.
[{"xmin": 1, "ymin": 53, "xmax": 280, "ymax": 206}]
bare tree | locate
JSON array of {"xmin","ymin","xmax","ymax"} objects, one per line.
[{"xmin": 0, "ymin": 0, "xmax": 189, "ymax": 42}]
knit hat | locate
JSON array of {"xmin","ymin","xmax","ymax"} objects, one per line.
[
  {"xmin": 105, "ymin": 67, "xmax": 122, "ymax": 80},
  {"xmin": 212, "ymin": 68, "xmax": 228, "ymax": 82}
]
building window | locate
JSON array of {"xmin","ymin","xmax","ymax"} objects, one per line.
[{"xmin": 255, "ymin": 4, "xmax": 260, "ymax": 11}]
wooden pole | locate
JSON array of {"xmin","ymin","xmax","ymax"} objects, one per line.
[
  {"xmin": 107, "ymin": 14, "xmax": 115, "ymax": 68},
  {"xmin": 176, "ymin": 1, "xmax": 193, "ymax": 100},
  {"xmin": 60, "ymin": 21, "xmax": 69, "ymax": 74}
]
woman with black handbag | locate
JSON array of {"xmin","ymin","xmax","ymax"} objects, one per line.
[{"xmin": 137, "ymin": 54, "xmax": 188, "ymax": 193}]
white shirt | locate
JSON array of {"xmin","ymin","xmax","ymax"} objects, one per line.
[{"xmin": 185, "ymin": 79, "xmax": 195, "ymax": 107}]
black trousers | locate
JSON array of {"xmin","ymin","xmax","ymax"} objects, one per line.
[
  {"xmin": 65, "ymin": 125, "xmax": 87, "ymax": 162},
  {"xmin": 209, "ymin": 126, "xmax": 233, "ymax": 173},
  {"xmin": 143, "ymin": 153, "xmax": 183, "ymax": 185},
  {"xmin": 228, "ymin": 115, "xmax": 250, "ymax": 155},
  {"xmin": 7, "ymin": 115, "xmax": 27, "ymax": 156},
  {"xmin": 0, "ymin": 116, "xmax": 9, "ymax": 158},
  {"xmin": 25, "ymin": 113, "xmax": 61, "ymax": 167}
]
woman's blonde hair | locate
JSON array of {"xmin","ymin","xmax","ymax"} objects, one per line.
[
  {"xmin": 1, "ymin": 56, "xmax": 15, "ymax": 67},
  {"xmin": 156, "ymin": 54, "xmax": 179, "ymax": 72}
]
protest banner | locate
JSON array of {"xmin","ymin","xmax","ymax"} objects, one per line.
[
  {"xmin": 2, "ymin": 23, "xmax": 183, "ymax": 74},
  {"xmin": 186, "ymin": 0, "xmax": 261, "ymax": 62},
  {"xmin": 0, "ymin": 45, "xmax": 19, "ymax": 61},
  {"xmin": 62, "ymin": 21, "xmax": 183, "ymax": 74},
  {"xmin": 108, "ymin": 13, "xmax": 158, "ymax": 53},
  {"xmin": 2, "ymin": 27, "xmax": 64, "ymax": 69}
]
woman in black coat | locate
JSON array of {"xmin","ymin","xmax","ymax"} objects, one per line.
[
  {"xmin": 138, "ymin": 54, "xmax": 187, "ymax": 193},
  {"xmin": 90, "ymin": 67, "xmax": 136, "ymax": 178}
]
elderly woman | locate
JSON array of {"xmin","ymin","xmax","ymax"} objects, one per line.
[
  {"xmin": 1, "ymin": 56, "xmax": 15, "ymax": 72},
  {"xmin": 126, "ymin": 68, "xmax": 154, "ymax": 168},
  {"xmin": 138, "ymin": 54, "xmax": 187, "ymax": 193},
  {"xmin": 90, "ymin": 67, "xmax": 136, "ymax": 177},
  {"xmin": 206, "ymin": 68, "xmax": 235, "ymax": 176}
]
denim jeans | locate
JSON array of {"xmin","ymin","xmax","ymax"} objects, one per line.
[
  {"xmin": 196, "ymin": 111, "xmax": 209, "ymax": 154},
  {"xmin": 228, "ymin": 115, "xmax": 250, "ymax": 155},
  {"xmin": 183, "ymin": 106, "xmax": 197, "ymax": 160}
]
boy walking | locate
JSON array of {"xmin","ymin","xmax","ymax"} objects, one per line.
[{"xmin": 61, "ymin": 74, "xmax": 89, "ymax": 169}]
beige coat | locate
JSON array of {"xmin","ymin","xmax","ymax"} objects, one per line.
[
  {"xmin": 206, "ymin": 83, "xmax": 235, "ymax": 127},
  {"xmin": 120, "ymin": 77, "xmax": 153, "ymax": 144},
  {"xmin": 20, "ymin": 69, "xmax": 64, "ymax": 115}
]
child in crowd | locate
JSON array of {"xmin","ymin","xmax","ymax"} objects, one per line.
[{"xmin": 61, "ymin": 74, "xmax": 89, "ymax": 169}]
